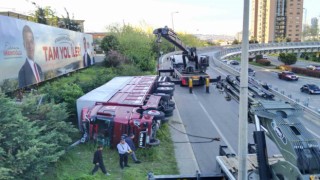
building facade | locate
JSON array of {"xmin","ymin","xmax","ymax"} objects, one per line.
[{"xmin": 250, "ymin": 0, "xmax": 304, "ymax": 43}]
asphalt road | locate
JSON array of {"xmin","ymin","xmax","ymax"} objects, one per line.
[{"xmin": 168, "ymin": 52, "xmax": 320, "ymax": 174}]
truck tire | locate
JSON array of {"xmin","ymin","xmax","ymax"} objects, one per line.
[
  {"xmin": 156, "ymin": 87, "xmax": 174, "ymax": 95},
  {"xmin": 143, "ymin": 110, "xmax": 165, "ymax": 121},
  {"xmin": 163, "ymin": 106, "xmax": 174, "ymax": 116},
  {"xmin": 148, "ymin": 138, "xmax": 160, "ymax": 146},
  {"xmin": 153, "ymin": 93, "xmax": 171, "ymax": 101},
  {"xmin": 161, "ymin": 118, "xmax": 169, "ymax": 124},
  {"xmin": 158, "ymin": 82, "xmax": 175, "ymax": 89},
  {"xmin": 168, "ymin": 100, "xmax": 175, "ymax": 109}
]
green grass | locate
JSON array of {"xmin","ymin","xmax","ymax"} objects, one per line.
[{"xmin": 42, "ymin": 124, "xmax": 178, "ymax": 180}]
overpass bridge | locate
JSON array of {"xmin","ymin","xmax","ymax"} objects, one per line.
[
  {"xmin": 201, "ymin": 41, "xmax": 320, "ymax": 125},
  {"xmin": 213, "ymin": 41, "xmax": 320, "ymax": 59}
]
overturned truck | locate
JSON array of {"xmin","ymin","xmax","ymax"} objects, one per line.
[{"xmin": 76, "ymin": 75, "xmax": 175, "ymax": 148}]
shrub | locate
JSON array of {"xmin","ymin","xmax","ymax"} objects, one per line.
[
  {"xmin": 256, "ymin": 59, "xmax": 271, "ymax": 66},
  {"xmin": 291, "ymin": 66, "xmax": 320, "ymax": 78}
]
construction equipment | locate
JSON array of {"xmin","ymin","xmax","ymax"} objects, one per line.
[{"xmin": 153, "ymin": 26, "xmax": 220, "ymax": 86}]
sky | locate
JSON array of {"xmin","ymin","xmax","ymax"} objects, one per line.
[{"xmin": 1, "ymin": 0, "xmax": 319, "ymax": 36}]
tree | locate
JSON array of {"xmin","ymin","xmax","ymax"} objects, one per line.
[
  {"xmin": 59, "ymin": 8, "xmax": 81, "ymax": 32},
  {"xmin": 278, "ymin": 53, "xmax": 297, "ymax": 65},
  {"xmin": 29, "ymin": 2, "xmax": 59, "ymax": 26},
  {"xmin": 0, "ymin": 92, "xmax": 78, "ymax": 179},
  {"xmin": 232, "ymin": 39, "xmax": 240, "ymax": 45},
  {"xmin": 107, "ymin": 24, "xmax": 156, "ymax": 71},
  {"xmin": 100, "ymin": 35, "xmax": 120, "ymax": 54}
]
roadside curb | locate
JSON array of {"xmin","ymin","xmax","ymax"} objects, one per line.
[{"xmin": 169, "ymin": 97, "xmax": 200, "ymax": 175}]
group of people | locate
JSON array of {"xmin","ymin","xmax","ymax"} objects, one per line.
[{"xmin": 91, "ymin": 133, "xmax": 141, "ymax": 176}]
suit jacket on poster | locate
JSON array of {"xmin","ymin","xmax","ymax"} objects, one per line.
[
  {"xmin": 18, "ymin": 59, "xmax": 44, "ymax": 88},
  {"xmin": 83, "ymin": 53, "xmax": 91, "ymax": 67}
]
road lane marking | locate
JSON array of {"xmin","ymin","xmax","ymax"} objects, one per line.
[
  {"xmin": 192, "ymin": 93, "xmax": 236, "ymax": 154},
  {"xmin": 307, "ymin": 128, "xmax": 320, "ymax": 139}
]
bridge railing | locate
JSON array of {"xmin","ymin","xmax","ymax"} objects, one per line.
[{"xmin": 211, "ymin": 42, "xmax": 320, "ymax": 123}]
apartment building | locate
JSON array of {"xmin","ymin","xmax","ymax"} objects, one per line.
[{"xmin": 250, "ymin": 0, "xmax": 304, "ymax": 43}]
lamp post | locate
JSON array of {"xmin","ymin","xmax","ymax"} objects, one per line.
[
  {"xmin": 171, "ymin": 11, "xmax": 179, "ymax": 51},
  {"xmin": 303, "ymin": 8, "xmax": 307, "ymax": 41},
  {"xmin": 171, "ymin": 11, "xmax": 179, "ymax": 31}
]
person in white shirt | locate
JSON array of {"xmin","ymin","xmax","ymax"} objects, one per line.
[
  {"xmin": 117, "ymin": 137, "xmax": 132, "ymax": 169},
  {"xmin": 18, "ymin": 25, "xmax": 43, "ymax": 88}
]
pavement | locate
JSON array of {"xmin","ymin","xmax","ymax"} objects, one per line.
[{"xmin": 168, "ymin": 97, "xmax": 200, "ymax": 175}]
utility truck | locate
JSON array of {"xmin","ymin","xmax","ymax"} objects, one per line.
[{"xmin": 76, "ymin": 75, "xmax": 175, "ymax": 148}]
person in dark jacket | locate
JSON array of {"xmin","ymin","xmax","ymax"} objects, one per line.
[
  {"xmin": 125, "ymin": 134, "xmax": 141, "ymax": 164},
  {"xmin": 91, "ymin": 145, "xmax": 110, "ymax": 176}
]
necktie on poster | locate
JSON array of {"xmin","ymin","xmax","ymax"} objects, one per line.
[{"xmin": 34, "ymin": 63, "xmax": 40, "ymax": 83}]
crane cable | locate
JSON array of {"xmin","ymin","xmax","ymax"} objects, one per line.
[{"xmin": 158, "ymin": 123, "xmax": 220, "ymax": 144}]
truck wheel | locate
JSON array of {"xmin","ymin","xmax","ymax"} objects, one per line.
[
  {"xmin": 163, "ymin": 106, "xmax": 173, "ymax": 117},
  {"xmin": 153, "ymin": 93, "xmax": 171, "ymax": 101},
  {"xmin": 158, "ymin": 82, "xmax": 175, "ymax": 89},
  {"xmin": 164, "ymin": 111, "xmax": 173, "ymax": 117},
  {"xmin": 143, "ymin": 110, "xmax": 165, "ymax": 120},
  {"xmin": 168, "ymin": 101, "xmax": 175, "ymax": 108},
  {"xmin": 161, "ymin": 118, "xmax": 169, "ymax": 124},
  {"xmin": 148, "ymin": 139, "xmax": 160, "ymax": 146},
  {"xmin": 156, "ymin": 87, "xmax": 174, "ymax": 95}
]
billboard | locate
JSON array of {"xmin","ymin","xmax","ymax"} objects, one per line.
[{"xmin": 0, "ymin": 15, "xmax": 94, "ymax": 91}]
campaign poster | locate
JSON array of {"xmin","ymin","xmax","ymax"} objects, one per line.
[{"xmin": 0, "ymin": 15, "xmax": 94, "ymax": 91}]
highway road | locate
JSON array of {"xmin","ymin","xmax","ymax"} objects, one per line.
[{"xmin": 168, "ymin": 52, "xmax": 320, "ymax": 174}]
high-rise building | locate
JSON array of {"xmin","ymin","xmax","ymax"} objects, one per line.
[
  {"xmin": 250, "ymin": 0, "xmax": 304, "ymax": 43},
  {"xmin": 311, "ymin": 17, "xmax": 318, "ymax": 29}
]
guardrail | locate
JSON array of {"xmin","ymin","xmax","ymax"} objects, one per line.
[
  {"xmin": 161, "ymin": 42, "xmax": 320, "ymax": 122},
  {"xmin": 211, "ymin": 46, "xmax": 320, "ymax": 123}
]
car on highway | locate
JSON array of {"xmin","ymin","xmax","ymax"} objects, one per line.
[
  {"xmin": 306, "ymin": 64, "xmax": 320, "ymax": 71},
  {"xmin": 278, "ymin": 71, "xmax": 299, "ymax": 81},
  {"xmin": 300, "ymin": 84, "xmax": 320, "ymax": 94},
  {"xmin": 248, "ymin": 68, "xmax": 255, "ymax": 76},
  {"xmin": 227, "ymin": 60, "xmax": 239, "ymax": 65}
]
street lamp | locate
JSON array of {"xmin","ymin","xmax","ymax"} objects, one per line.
[
  {"xmin": 171, "ymin": 11, "xmax": 179, "ymax": 51},
  {"xmin": 302, "ymin": 8, "xmax": 308, "ymax": 41},
  {"xmin": 171, "ymin": 11, "xmax": 179, "ymax": 31}
]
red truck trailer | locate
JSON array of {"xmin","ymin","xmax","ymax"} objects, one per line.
[{"xmin": 76, "ymin": 75, "xmax": 175, "ymax": 148}]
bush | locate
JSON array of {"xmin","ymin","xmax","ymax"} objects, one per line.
[
  {"xmin": 256, "ymin": 59, "xmax": 271, "ymax": 66},
  {"xmin": 291, "ymin": 66, "xmax": 320, "ymax": 78}
]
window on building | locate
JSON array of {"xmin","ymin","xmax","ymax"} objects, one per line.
[{"xmin": 295, "ymin": 34, "xmax": 299, "ymax": 36}]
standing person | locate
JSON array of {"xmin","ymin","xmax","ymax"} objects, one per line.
[
  {"xmin": 117, "ymin": 137, "xmax": 132, "ymax": 169},
  {"xmin": 82, "ymin": 37, "xmax": 91, "ymax": 67},
  {"xmin": 125, "ymin": 133, "xmax": 141, "ymax": 164},
  {"xmin": 91, "ymin": 145, "xmax": 110, "ymax": 176},
  {"xmin": 18, "ymin": 25, "xmax": 44, "ymax": 88}
]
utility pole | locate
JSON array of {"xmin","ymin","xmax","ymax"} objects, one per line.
[{"xmin": 238, "ymin": 0, "xmax": 250, "ymax": 179}]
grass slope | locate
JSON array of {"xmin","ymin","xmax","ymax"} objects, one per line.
[{"xmin": 43, "ymin": 124, "xmax": 178, "ymax": 180}]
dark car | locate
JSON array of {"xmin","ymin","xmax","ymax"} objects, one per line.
[
  {"xmin": 248, "ymin": 68, "xmax": 255, "ymax": 76},
  {"xmin": 227, "ymin": 60, "xmax": 239, "ymax": 65},
  {"xmin": 278, "ymin": 71, "xmax": 299, "ymax": 81},
  {"xmin": 300, "ymin": 84, "xmax": 320, "ymax": 94}
]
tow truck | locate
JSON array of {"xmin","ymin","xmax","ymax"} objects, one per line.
[{"xmin": 153, "ymin": 26, "xmax": 220, "ymax": 86}]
